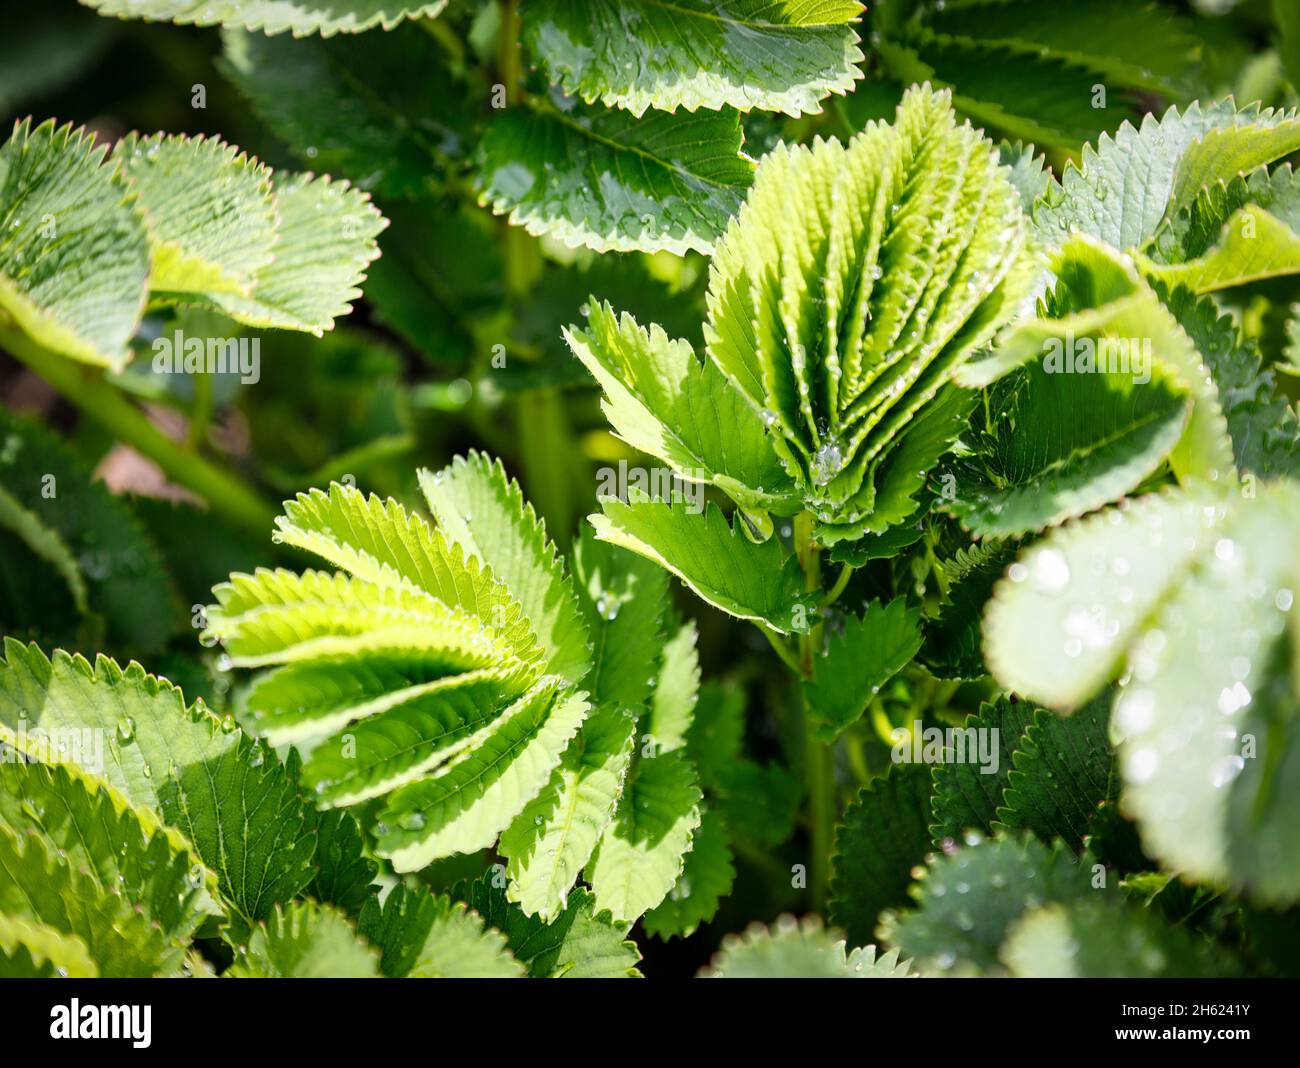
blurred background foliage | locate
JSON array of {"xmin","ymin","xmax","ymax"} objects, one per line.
[{"xmin": 2, "ymin": 0, "xmax": 1300, "ymax": 974}]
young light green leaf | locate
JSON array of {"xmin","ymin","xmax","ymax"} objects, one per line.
[
  {"xmin": 375, "ymin": 684, "xmax": 589, "ymax": 870},
  {"xmin": 419, "ymin": 451, "xmax": 590, "ymax": 684},
  {"xmin": 564, "ymin": 301, "xmax": 797, "ymax": 514},
  {"xmin": 178, "ymin": 171, "xmax": 386, "ymax": 334},
  {"xmin": 0, "ymin": 119, "xmax": 148, "ymax": 369},
  {"xmin": 704, "ymin": 85, "xmax": 1037, "ymax": 529},
  {"xmin": 587, "ymin": 749, "xmax": 703, "ymax": 923},
  {"xmin": 500, "ymin": 704, "xmax": 637, "ymax": 921},
  {"xmin": 643, "ymin": 806, "xmax": 735, "ymax": 940},
  {"xmin": 228, "ymin": 901, "xmax": 380, "ymax": 978},
  {"xmin": 458, "ymin": 870, "xmax": 642, "ymax": 978},
  {"xmin": 589, "ymin": 494, "xmax": 816, "ymax": 633},
  {"xmin": 358, "ymin": 883, "xmax": 524, "ymax": 978},
  {"xmin": 115, "ymin": 132, "xmax": 279, "ymax": 296},
  {"xmin": 0, "ymin": 641, "xmax": 317, "ymax": 926},
  {"xmin": 648, "ymin": 618, "xmax": 700, "ymax": 754},
  {"xmin": 803, "ymin": 598, "xmax": 922, "ymax": 742}
]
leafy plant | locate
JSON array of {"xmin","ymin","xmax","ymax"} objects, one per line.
[{"xmin": 2, "ymin": 0, "xmax": 1300, "ymax": 982}]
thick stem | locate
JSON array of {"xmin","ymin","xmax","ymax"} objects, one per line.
[
  {"xmin": 2, "ymin": 326, "xmax": 277, "ymax": 538},
  {"xmin": 794, "ymin": 512, "xmax": 834, "ymax": 912}
]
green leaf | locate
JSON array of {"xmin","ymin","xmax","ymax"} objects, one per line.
[
  {"xmin": 995, "ymin": 695, "xmax": 1115, "ymax": 849},
  {"xmin": 998, "ymin": 140, "xmax": 1050, "ymax": 214},
  {"xmin": 804, "ymin": 598, "xmax": 922, "ymax": 742},
  {"xmin": 419, "ymin": 451, "xmax": 590, "ymax": 684},
  {"xmin": 499, "ymin": 703, "xmax": 636, "ymax": 921},
  {"xmin": 179, "ymin": 171, "xmax": 387, "ymax": 335},
  {"xmin": 648, "ymin": 618, "xmax": 700, "ymax": 753},
  {"xmin": 686, "ymin": 680, "xmax": 746, "ymax": 786},
  {"xmin": 882, "ymin": 835, "xmax": 1103, "ymax": 975},
  {"xmin": 297, "ymin": 668, "xmax": 535, "ymax": 806},
  {"xmin": 115, "ymin": 133, "xmax": 279, "ymax": 296},
  {"xmin": 1138, "ymin": 166, "xmax": 1300, "ymax": 293},
  {"xmin": 913, "ymin": 1, "xmax": 1199, "ymax": 96},
  {"xmin": 701, "ymin": 915, "xmax": 912, "ymax": 977},
  {"xmin": 983, "ymin": 488, "xmax": 1224, "ymax": 708},
  {"xmin": 458, "ymin": 870, "xmax": 641, "ymax": 977},
  {"xmin": 704, "ymin": 85, "xmax": 1037, "ymax": 529},
  {"xmin": 0, "ymin": 760, "xmax": 214, "ymax": 943},
  {"xmin": 712, "ymin": 759, "xmax": 801, "ymax": 848},
  {"xmin": 1281, "ymin": 300, "xmax": 1300, "ymax": 378},
  {"xmin": 590, "ymin": 494, "xmax": 816, "ymax": 633},
  {"xmin": 221, "ymin": 24, "xmax": 467, "ymax": 198},
  {"xmin": 1003, "ymin": 899, "xmax": 1236, "ymax": 978},
  {"xmin": 573, "ymin": 529, "xmax": 670, "ymax": 710},
  {"xmin": 950, "ymin": 361, "xmax": 1190, "ymax": 538},
  {"xmin": 829, "ymin": 763, "xmax": 933, "ymax": 948},
  {"xmin": 984, "ymin": 483, "xmax": 1300, "ymax": 904},
  {"xmin": 0, "ymin": 119, "xmax": 149, "ymax": 369},
  {"xmin": 0, "ymin": 412, "xmax": 174, "ymax": 654},
  {"xmin": 565, "ymin": 301, "xmax": 796, "ymax": 514},
  {"xmin": 228, "ymin": 901, "xmax": 380, "ymax": 978},
  {"xmin": 0, "ymin": 824, "xmax": 180, "ymax": 976},
  {"xmin": 920, "ymin": 539, "xmax": 1019, "ymax": 680},
  {"xmin": 474, "ymin": 102, "xmax": 753, "ymax": 256},
  {"xmin": 588, "ymin": 749, "xmax": 703, "ymax": 922},
  {"xmin": 0, "ymin": 915, "xmax": 97, "ymax": 978},
  {"xmin": 375, "ymin": 683, "xmax": 589, "ymax": 871},
  {"xmin": 261, "ymin": 482, "xmax": 542, "ymax": 664},
  {"xmin": 357, "ymin": 882, "xmax": 524, "ymax": 978},
  {"xmin": 79, "ymin": 0, "xmax": 449, "ymax": 36},
  {"xmin": 0, "ymin": 641, "xmax": 317, "ymax": 927},
  {"xmin": 521, "ymin": 0, "xmax": 864, "ymax": 118},
  {"xmin": 643, "ymin": 806, "xmax": 735, "ymax": 939},
  {"xmin": 0, "ymin": 482, "xmax": 88, "ymax": 615},
  {"xmin": 928, "ymin": 695, "xmax": 1036, "ymax": 841},
  {"xmin": 874, "ymin": 1, "xmax": 1202, "ymax": 150},
  {"xmin": 1034, "ymin": 99, "xmax": 1300, "ymax": 254},
  {"xmin": 958, "ymin": 236, "xmax": 1236, "ymax": 492},
  {"xmin": 306, "ymin": 809, "xmax": 377, "ymax": 919}
]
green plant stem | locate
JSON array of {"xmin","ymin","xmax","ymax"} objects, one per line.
[
  {"xmin": 187, "ymin": 370, "xmax": 213, "ymax": 449},
  {"xmin": 760, "ymin": 623, "xmax": 804, "ymax": 675},
  {"xmin": 823, "ymin": 562, "xmax": 855, "ymax": 608},
  {"xmin": 2, "ymin": 326, "xmax": 277, "ymax": 538},
  {"xmin": 498, "ymin": 0, "xmax": 523, "ymax": 105},
  {"xmin": 794, "ymin": 511, "xmax": 834, "ymax": 912}
]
